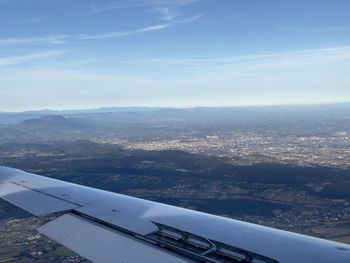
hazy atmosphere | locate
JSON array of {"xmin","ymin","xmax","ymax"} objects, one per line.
[
  {"xmin": 1, "ymin": 0, "xmax": 350, "ymax": 111},
  {"xmin": 1, "ymin": 1, "xmax": 350, "ymax": 262}
]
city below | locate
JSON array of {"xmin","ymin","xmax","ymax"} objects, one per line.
[{"xmin": 0, "ymin": 104, "xmax": 349, "ymax": 262}]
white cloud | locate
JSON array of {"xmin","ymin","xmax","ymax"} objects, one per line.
[
  {"xmin": 88, "ymin": 0, "xmax": 199, "ymax": 14},
  {"xmin": 0, "ymin": 1, "xmax": 203, "ymax": 45},
  {"xmin": 152, "ymin": 0, "xmax": 199, "ymax": 21},
  {"xmin": 88, "ymin": 0, "xmax": 201, "ymax": 25},
  {"xmin": 137, "ymin": 46, "xmax": 350, "ymax": 72},
  {"xmin": 0, "ymin": 35, "xmax": 67, "ymax": 45},
  {"xmin": 2, "ymin": 46, "xmax": 349, "ymax": 110},
  {"xmin": 80, "ymin": 14, "xmax": 202, "ymax": 40},
  {"xmin": 0, "ymin": 50, "xmax": 64, "ymax": 67},
  {"xmin": 80, "ymin": 24, "xmax": 171, "ymax": 40},
  {"xmin": 1, "ymin": 12, "xmax": 202, "ymax": 44},
  {"xmin": 283, "ymin": 26, "xmax": 349, "ymax": 33},
  {"xmin": 82, "ymin": 0, "xmax": 203, "ymax": 40},
  {"xmin": 156, "ymin": 7, "xmax": 179, "ymax": 21}
]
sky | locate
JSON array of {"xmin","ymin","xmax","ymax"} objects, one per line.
[{"xmin": 0, "ymin": 0, "xmax": 350, "ymax": 111}]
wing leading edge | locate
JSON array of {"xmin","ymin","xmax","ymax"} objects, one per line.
[{"xmin": 1, "ymin": 166, "xmax": 350, "ymax": 263}]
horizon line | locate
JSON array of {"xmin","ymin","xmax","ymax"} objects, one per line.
[{"xmin": 1, "ymin": 101, "xmax": 350, "ymax": 114}]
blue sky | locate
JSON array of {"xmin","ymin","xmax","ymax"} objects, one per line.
[{"xmin": 0, "ymin": 0, "xmax": 349, "ymax": 111}]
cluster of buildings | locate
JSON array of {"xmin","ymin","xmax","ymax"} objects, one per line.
[{"xmin": 120, "ymin": 132, "xmax": 350, "ymax": 168}]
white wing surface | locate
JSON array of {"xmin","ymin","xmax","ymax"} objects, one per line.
[{"xmin": 1, "ymin": 166, "xmax": 350, "ymax": 263}]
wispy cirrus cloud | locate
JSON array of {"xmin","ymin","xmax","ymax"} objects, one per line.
[
  {"xmin": 84, "ymin": 0, "xmax": 203, "ymax": 39},
  {"xmin": 89, "ymin": 0, "xmax": 202, "ymax": 24},
  {"xmin": 80, "ymin": 24, "xmax": 170, "ymax": 40},
  {"xmin": 0, "ymin": 13, "xmax": 201, "ymax": 44},
  {"xmin": 0, "ymin": 50, "xmax": 64, "ymax": 67},
  {"xmin": 2, "ymin": 46, "xmax": 349, "ymax": 111},
  {"xmin": 0, "ymin": 1, "xmax": 203, "ymax": 45},
  {"xmin": 80, "ymin": 14, "xmax": 202, "ymax": 40},
  {"xmin": 0, "ymin": 35, "xmax": 67, "ymax": 45},
  {"xmin": 89, "ymin": 0, "xmax": 198, "ymax": 13},
  {"xmin": 152, "ymin": 0, "xmax": 199, "ymax": 21},
  {"xmin": 283, "ymin": 26, "xmax": 349, "ymax": 33},
  {"xmin": 1, "ymin": 7, "xmax": 202, "ymax": 44},
  {"xmin": 130, "ymin": 46, "xmax": 350, "ymax": 81},
  {"xmin": 0, "ymin": 14, "xmax": 201, "ymax": 44},
  {"xmin": 138, "ymin": 46, "xmax": 350, "ymax": 68},
  {"xmin": 88, "ymin": 1, "xmax": 143, "ymax": 13},
  {"xmin": 156, "ymin": 6, "xmax": 179, "ymax": 21}
]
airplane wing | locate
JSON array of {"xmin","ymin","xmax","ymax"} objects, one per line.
[{"xmin": 0, "ymin": 166, "xmax": 349, "ymax": 263}]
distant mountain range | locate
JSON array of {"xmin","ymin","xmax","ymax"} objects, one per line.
[
  {"xmin": 0, "ymin": 115, "xmax": 94, "ymax": 143},
  {"xmin": 17, "ymin": 115, "xmax": 88, "ymax": 131},
  {"xmin": 1, "ymin": 103, "xmax": 350, "ymax": 124},
  {"xmin": 0, "ymin": 103, "xmax": 349, "ymax": 144}
]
